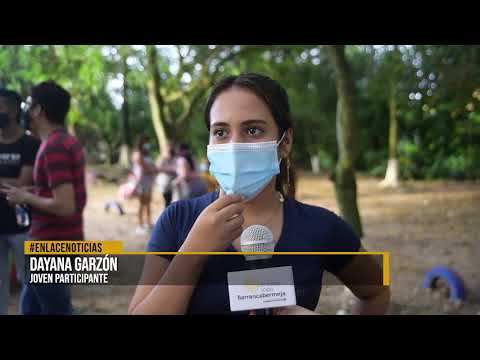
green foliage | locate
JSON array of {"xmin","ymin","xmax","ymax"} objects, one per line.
[
  {"xmin": 317, "ymin": 148, "xmax": 335, "ymax": 173},
  {"xmin": 0, "ymin": 45, "xmax": 478, "ymax": 179}
]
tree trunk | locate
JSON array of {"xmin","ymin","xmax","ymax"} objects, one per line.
[
  {"xmin": 118, "ymin": 144, "xmax": 130, "ymax": 168},
  {"xmin": 119, "ymin": 51, "xmax": 131, "ymax": 168},
  {"xmin": 121, "ymin": 52, "xmax": 132, "ymax": 147},
  {"xmin": 327, "ymin": 45, "xmax": 363, "ymax": 238},
  {"xmin": 310, "ymin": 154, "xmax": 320, "ymax": 174},
  {"xmin": 381, "ymin": 80, "xmax": 400, "ymax": 188},
  {"xmin": 145, "ymin": 45, "xmax": 170, "ymax": 156}
]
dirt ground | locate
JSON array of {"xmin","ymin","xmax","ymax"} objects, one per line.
[{"xmin": 7, "ymin": 172, "xmax": 480, "ymax": 315}]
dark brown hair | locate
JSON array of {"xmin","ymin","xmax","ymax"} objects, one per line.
[
  {"xmin": 204, "ymin": 73, "xmax": 296, "ymax": 198},
  {"xmin": 30, "ymin": 80, "xmax": 71, "ymax": 126},
  {"xmin": 177, "ymin": 142, "xmax": 195, "ymax": 172},
  {"xmin": 0, "ymin": 89, "xmax": 22, "ymax": 121}
]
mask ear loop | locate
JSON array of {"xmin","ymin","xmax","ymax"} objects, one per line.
[
  {"xmin": 277, "ymin": 131, "xmax": 290, "ymax": 200},
  {"xmin": 277, "ymin": 131, "xmax": 287, "ymax": 146},
  {"xmin": 277, "ymin": 131, "xmax": 287, "ymax": 164}
]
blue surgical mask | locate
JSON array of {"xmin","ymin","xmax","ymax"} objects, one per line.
[{"xmin": 207, "ymin": 133, "xmax": 286, "ymax": 201}]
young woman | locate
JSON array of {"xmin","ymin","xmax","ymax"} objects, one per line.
[
  {"xmin": 131, "ymin": 135, "xmax": 156, "ymax": 234},
  {"xmin": 129, "ymin": 73, "xmax": 390, "ymax": 315}
]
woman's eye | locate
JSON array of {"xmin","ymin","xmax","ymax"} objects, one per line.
[
  {"xmin": 213, "ymin": 129, "xmax": 227, "ymax": 138},
  {"xmin": 247, "ymin": 127, "xmax": 263, "ymax": 136}
]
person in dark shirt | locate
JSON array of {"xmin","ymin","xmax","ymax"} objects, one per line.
[
  {"xmin": 0, "ymin": 89, "xmax": 40, "ymax": 315},
  {"xmin": 129, "ymin": 73, "xmax": 390, "ymax": 315},
  {"xmin": 1, "ymin": 81, "xmax": 86, "ymax": 315}
]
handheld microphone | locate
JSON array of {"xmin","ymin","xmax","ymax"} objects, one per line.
[{"xmin": 240, "ymin": 225, "xmax": 275, "ymax": 315}]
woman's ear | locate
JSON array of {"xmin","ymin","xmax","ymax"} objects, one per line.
[{"xmin": 279, "ymin": 128, "xmax": 293, "ymax": 159}]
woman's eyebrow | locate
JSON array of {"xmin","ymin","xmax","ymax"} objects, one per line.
[
  {"xmin": 241, "ymin": 119, "xmax": 268, "ymax": 126},
  {"xmin": 210, "ymin": 122, "xmax": 230, "ymax": 128},
  {"xmin": 210, "ymin": 119, "xmax": 267, "ymax": 128}
]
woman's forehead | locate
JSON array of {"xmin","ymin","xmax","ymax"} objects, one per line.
[{"xmin": 210, "ymin": 88, "xmax": 274, "ymax": 126}]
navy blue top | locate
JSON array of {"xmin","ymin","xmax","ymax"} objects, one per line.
[{"xmin": 147, "ymin": 191, "xmax": 361, "ymax": 314}]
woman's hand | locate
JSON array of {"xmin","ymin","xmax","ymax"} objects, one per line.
[{"xmin": 182, "ymin": 193, "xmax": 245, "ymax": 252}]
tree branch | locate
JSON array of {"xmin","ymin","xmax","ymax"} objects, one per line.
[
  {"xmin": 174, "ymin": 45, "xmax": 264, "ymax": 130},
  {"xmin": 210, "ymin": 45, "xmax": 261, "ymax": 80},
  {"xmin": 175, "ymin": 45, "xmax": 186, "ymax": 81},
  {"xmin": 146, "ymin": 45, "xmax": 166, "ymax": 121},
  {"xmin": 176, "ymin": 87, "xmax": 205, "ymax": 129}
]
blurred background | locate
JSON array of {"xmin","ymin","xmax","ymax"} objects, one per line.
[{"xmin": 2, "ymin": 45, "xmax": 479, "ymax": 315}]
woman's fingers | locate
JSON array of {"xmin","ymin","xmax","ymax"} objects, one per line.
[
  {"xmin": 210, "ymin": 193, "xmax": 243, "ymax": 212},
  {"xmin": 225, "ymin": 214, "xmax": 244, "ymax": 232},
  {"xmin": 218, "ymin": 202, "xmax": 245, "ymax": 221},
  {"xmin": 229, "ymin": 226, "xmax": 244, "ymax": 243}
]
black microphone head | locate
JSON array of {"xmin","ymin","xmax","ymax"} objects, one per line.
[{"xmin": 240, "ymin": 225, "xmax": 275, "ymax": 261}]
